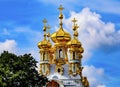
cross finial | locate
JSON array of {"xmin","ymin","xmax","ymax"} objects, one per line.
[
  {"xmin": 72, "ymin": 18, "xmax": 77, "ymax": 25},
  {"xmin": 72, "ymin": 18, "xmax": 78, "ymax": 31},
  {"xmin": 46, "ymin": 24, "xmax": 51, "ymax": 42},
  {"xmin": 42, "ymin": 18, "xmax": 48, "ymax": 39},
  {"xmin": 42, "ymin": 18, "xmax": 48, "ymax": 31},
  {"xmin": 58, "ymin": 5, "xmax": 64, "ymax": 13},
  {"xmin": 58, "ymin": 5, "xmax": 64, "ymax": 29}
]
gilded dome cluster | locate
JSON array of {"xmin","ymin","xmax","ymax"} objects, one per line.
[
  {"xmin": 37, "ymin": 5, "xmax": 89, "ymax": 87},
  {"xmin": 38, "ymin": 5, "xmax": 84, "ymax": 55},
  {"xmin": 37, "ymin": 5, "xmax": 84, "ymax": 54}
]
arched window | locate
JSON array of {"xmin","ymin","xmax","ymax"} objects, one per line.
[
  {"xmin": 59, "ymin": 49, "xmax": 62, "ymax": 58},
  {"xmin": 43, "ymin": 52, "xmax": 45, "ymax": 60},
  {"xmin": 73, "ymin": 52, "xmax": 75, "ymax": 59}
]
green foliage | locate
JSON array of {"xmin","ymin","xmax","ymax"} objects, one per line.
[{"xmin": 0, "ymin": 51, "xmax": 48, "ymax": 87}]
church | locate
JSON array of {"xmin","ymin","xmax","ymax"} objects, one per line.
[{"xmin": 37, "ymin": 5, "xmax": 89, "ymax": 87}]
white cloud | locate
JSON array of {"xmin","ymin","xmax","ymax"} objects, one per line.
[
  {"xmin": 0, "ymin": 39, "xmax": 17, "ymax": 53},
  {"xmin": 83, "ymin": 65, "xmax": 106, "ymax": 87},
  {"xmin": 63, "ymin": 7, "xmax": 120, "ymax": 60},
  {"xmin": 62, "ymin": 8, "xmax": 120, "ymax": 86},
  {"xmin": 0, "ymin": 40, "xmax": 40, "ymax": 69},
  {"xmin": 0, "ymin": 26, "xmax": 42, "ymax": 63},
  {"xmin": 0, "ymin": 40, "xmax": 40, "ymax": 68}
]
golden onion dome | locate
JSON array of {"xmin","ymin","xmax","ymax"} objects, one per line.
[
  {"xmin": 51, "ymin": 5, "xmax": 71, "ymax": 43},
  {"xmin": 67, "ymin": 38, "xmax": 81, "ymax": 47},
  {"xmin": 38, "ymin": 39, "xmax": 52, "ymax": 49},
  {"xmin": 38, "ymin": 18, "xmax": 52, "ymax": 49},
  {"xmin": 51, "ymin": 28, "xmax": 71, "ymax": 43}
]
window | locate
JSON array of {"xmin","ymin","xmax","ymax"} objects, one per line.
[
  {"xmin": 59, "ymin": 49, "xmax": 62, "ymax": 58},
  {"xmin": 58, "ymin": 68, "xmax": 61, "ymax": 73},
  {"xmin": 73, "ymin": 52, "xmax": 75, "ymax": 59},
  {"xmin": 43, "ymin": 52, "xmax": 45, "ymax": 60}
]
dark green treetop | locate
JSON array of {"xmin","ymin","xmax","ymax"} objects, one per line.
[{"xmin": 0, "ymin": 51, "xmax": 48, "ymax": 87}]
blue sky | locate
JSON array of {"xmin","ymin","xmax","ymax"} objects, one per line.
[{"xmin": 0, "ymin": 0, "xmax": 120, "ymax": 87}]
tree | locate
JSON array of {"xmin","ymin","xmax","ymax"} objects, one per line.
[{"xmin": 0, "ymin": 51, "xmax": 48, "ymax": 87}]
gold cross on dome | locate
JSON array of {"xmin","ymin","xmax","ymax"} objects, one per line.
[
  {"xmin": 58, "ymin": 5, "xmax": 64, "ymax": 13},
  {"xmin": 72, "ymin": 18, "xmax": 79, "ymax": 31},
  {"xmin": 42, "ymin": 18, "xmax": 48, "ymax": 33},
  {"xmin": 46, "ymin": 24, "xmax": 51, "ymax": 41},
  {"xmin": 72, "ymin": 18, "xmax": 77, "ymax": 24}
]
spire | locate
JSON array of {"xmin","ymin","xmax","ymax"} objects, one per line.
[
  {"xmin": 42, "ymin": 18, "xmax": 47, "ymax": 40},
  {"xmin": 72, "ymin": 18, "xmax": 77, "ymax": 30},
  {"xmin": 58, "ymin": 5, "xmax": 64, "ymax": 29},
  {"xmin": 72, "ymin": 18, "xmax": 79, "ymax": 39},
  {"xmin": 47, "ymin": 24, "xmax": 51, "ymax": 42}
]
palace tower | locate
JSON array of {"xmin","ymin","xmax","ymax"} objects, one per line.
[{"xmin": 38, "ymin": 5, "xmax": 89, "ymax": 87}]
